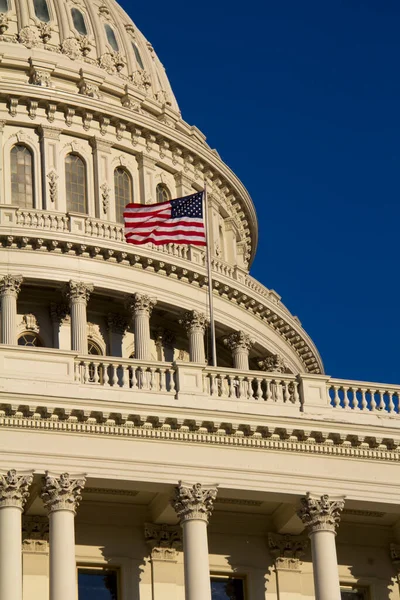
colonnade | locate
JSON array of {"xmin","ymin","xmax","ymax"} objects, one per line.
[
  {"xmin": 0, "ymin": 275, "xmax": 261, "ymax": 368},
  {"xmin": 0, "ymin": 468, "xmax": 345, "ymax": 600}
]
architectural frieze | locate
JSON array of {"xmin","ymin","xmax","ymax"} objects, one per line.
[
  {"xmin": 0, "ymin": 232, "xmax": 321, "ymax": 372},
  {"xmin": 0, "ymin": 407, "xmax": 399, "ymax": 462}
]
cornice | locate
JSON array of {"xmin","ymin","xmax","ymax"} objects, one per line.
[
  {"xmin": 1, "ymin": 407, "xmax": 400, "ymax": 463},
  {"xmin": 0, "ymin": 232, "xmax": 322, "ymax": 374}
]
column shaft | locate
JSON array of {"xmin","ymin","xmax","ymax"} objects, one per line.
[
  {"xmin": 182, "ymin": 519, "xmax": 212, "ymax": 600},
  {"xmin": 70, "ymin": 300, "xmax": 87, "ymax": 354},
  {"xmin": 1, "ymin": 293, "xmax": 18, "ymax": 345},
  {"xmin": 189, "ymin": 329, "xmax": 205, "ymax": 363},
  {"xmin": 49, "ymin": 510, "xmax": 76, "ymax": 600},
  {"xmin": 134, "ymin": 311, "xmax": 151, "ymax": 360},
  {"xmin": 310, "ymin": 530, "xmax": 341, "ymax": 600},
  {"xmin": 224, "ymin": 331, "xmax": 253, "ymax": 371},
  {"xmin": 0, "ymin": 507, "xmax": 23, "ymax": 600},
  {"xmin": 232, "ymin": 348, "xmax": 249, "ymax": 370}
]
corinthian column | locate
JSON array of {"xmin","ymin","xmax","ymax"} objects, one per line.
[
  {"xmin": 0, "ymin": 469, "xmax": 33, "ymax": 600},
  {"xmin": 41, "ymin": 472, "xmax": 86, "ymax": 600},
  {"xmin": 0, "ymin": 275, "xmax": 23, "ymax": 345},
  {"xmin": 180, "ymin": 311, "xmax": 209, "ymax": 364},
  {"xmin": 65, "ymin": 281, "xmax": 93, "ymax": 354},
  {"xmin": 224, "ymin": 330, "xmax": 254, "ymax": 370},
  {"xmin": 298, "ymin": 493, "xmax": 345, "ymax": 600},
  {"xmin": 126, "ymin": 293, "xmax": 157, "ymax": 360},
  {"xmin": 172, "ymin": 482, "xmax": 218, "ymax": 600}
]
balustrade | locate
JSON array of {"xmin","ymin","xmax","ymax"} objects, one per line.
[{"xmin": 328, "ymin": 380, "xmax": 400, "ymax": 415}]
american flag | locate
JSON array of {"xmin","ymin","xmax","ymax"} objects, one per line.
[{"xmin": 124, "ymin": 191, "xmax": 206, "ymax": 246}]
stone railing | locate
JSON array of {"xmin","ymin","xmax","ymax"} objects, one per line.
[{"xmin": 328, "ymin": 379, "xmax": 400, "ymax": 415}]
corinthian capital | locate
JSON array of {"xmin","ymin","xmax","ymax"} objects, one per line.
[
  {"xmin": 125, "ymin": 293, "xmax": 157, "ymax": 317},
  {"xmin": 41, "ymin": 472, "xmax": 86, "ymax": 514},
  {"xmin": 179, "ymin": 310, "xmax": 209, "ymax": 334},
  {"xmin": 65, "ymin": 281, "xmax": 93, "ymax": 304},
  {"xmin": 0, "ymin": 469, "xmax": 33, "ymax": 509},
  {"xmin": 0, "ymin": 275, "xmax": 23, "ymax": 298},
  {"xmin": 298, "ymin": 493, "xmax": 345, "ymax": 535},
  {"xmin": 258, "ymin": 353, "xmax": 286, "ymax": 373},
  {"xmin": 224, "ymin": 330, "xmax": 254, "ymax": 352},
  {"xmin": 172, "ymin": 482, "xmax": 218, "ymax": 524}
]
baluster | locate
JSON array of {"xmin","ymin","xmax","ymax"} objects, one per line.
[
  {"xmin": 159, "ymin": 368, "xmax": 166, "ymax": 392},
  {"xmin": 149, "ymin": 368, "xmax": 156, "ymax": 391},
  {"xmin": 292, "ymin": 381, "xmax": 300, "ymax": 404},
  {"xmin": 388, "ymin": 391, "xmax": 395, "ymax": 413},
  {"xmin": 274, "ymin": 380, "xmax": 283, "ymax": 403},
  {"xmin": 255, "ymin": 377, "xmax": 263, "ymax": 400},
  {"xmin": 351, "ymin": 387, "xmax": 358, "ymax": 410},
  {"xmin": 93, "ymin": 361, "xmax": 99, "ymax": 384},
  {"xmin": 283, "ymin": 381, "xmax": 290, "ymax": 403},
  {"xmin": 111, "ymin": 363, "xmax": 118, "ymax": 387},
  {"xmin": 360, "ymin": 388, "xmax": 367, "ymax": 410},
  {"xmin": 343, "ymin": 386, "xmax": 350, "ymax": 409},
  {"xmin": 131, "ymin": 366, "xmax": 137, "ymax": 390},
  {"xmin": 169, "ymin": 368, "xmax": 176, "ymax": 393},
  {"xmin": 102, "ymin": 362, "xmax": 109, "ymax": 386},
  {"xmin": 228, "ymin": 375, "xmax": 235, "ymax": 399},
  {"xmin": 122, "ymin": 365, "xmax": 130, "ymax": 388},
  {"xmin": 74, "ymin": 361, "xmax": 81, "ymax": 382},
  {"xmin": 369, "ymin": 389, "xmax": 376, "ymax": 411},
  {"xmin": 265, "ymin": 379, "xmax": 272, "ymax": 402},
  {"xmin": 238, "ymin": 376, "xmax": 246, "ymax": 400},
  {"xmin": 83, "ymin": 362, "xmax": 90, "ymax": 384},
  {"xmin": 378, "ymin": 390, "xmax": 385, "ymax": 410},
  {"xmin": 137, "ymin": 367, "xmax": 144, "ymax": 390},
  {"xmin": 210, "ymin": 373, "xmax": 217, "ymax": 397}
]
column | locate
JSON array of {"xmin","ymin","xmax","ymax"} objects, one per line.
[
  {"xmin": 126, "ymin": 293, "xmax": 157, "ymax": 360},
  {"xmin": 180, "ymin": 311, "xmax": 209, "ymax": 364},
  {"xmin": 136, "ymin": 153, "xmax": 157, "ymax": 204},
  {"xmin": 0, "ymin": 275, "xmax": 23, "ymax": 345},
  {"xmin": 0, "ymin": 469, "xmax": 33, "ymax": 600},
  {"xmin": 64, "ymin": 281, "xmax": 93, "ymax": 354},
  {"xmin": 268, "ymin": 533, "xmax": 308, "ymax": 600},
  {"xmin": 39, "ymin": 126, "xmax": 61, "ymax": 211},
  {"xmin": 298, "ymin": 493, "xmax": 345, "ymax": 600},
  {"xmin": 224, "ymin": 330, "xmax": 253, "ymax": 370},
  {"xmin": 172, "ymin": 482, "xmax": 218, "ymax": 600},
  {"xmin": 145, "ymin": 523, "xmax": 182, "ymax": 600},
  {"xmin": 90, "ymin": 138, "xmax": 113, "ymax": 220},
  {"xmin": 41, "ymin": 472, "xmax": 86, "ymax": 600}
]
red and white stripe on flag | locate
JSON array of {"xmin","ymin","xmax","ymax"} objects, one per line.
[{"xmin": 123, "ymin": 193, "xmax": 206, "ymax": 246}]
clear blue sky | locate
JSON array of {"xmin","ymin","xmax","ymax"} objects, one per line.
[{"xmin": 120, "ymin": 0, "xmax": 400, "ymax": 384}]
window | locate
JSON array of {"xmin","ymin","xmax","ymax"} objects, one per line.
[
  {"xmin": 114, "ymin": 167, "xmax": 133, "ymax": 222},
  {"xmin": 65, "ymin": 154, "xmax": 87, "ymax": 214},
  {"xmin": 340, "ymin": 586, "xmax": 369, "ymax": 600},
  {"xmin": 71, "ymin": 8, "xmax": 87, "ymax": 35},
  {"xmin": 156, "ymin": 183, "xmax": 170, "ymax": 204},
  {"xmin": 33, "ymin": 0, "xmax": 50, "ymax": 22},
  {"xmin": 88, "ymin": 340, "xmax": 102, "ymax": 356},
  {"xmin": 132, "ymin": 43, "xmax": 144, "ymax": 69},
  {"xmin": 11, "ymin": 145, "xmax": 34, "ymax": 209},
  {"xmin": 18, "ymin": 333, "xmax": 43, "ymax": 347},
  {"xmin": 0, "ymin": 0, "xmax": 9, "ymax": 13},
  {"xmin": 104, "ymin": 24, "xmax": 119, "ymax": 51},
  {"xmin": 211, "ymin": 576, "xmax": 245, "ymax": 600},
  {"xmin": 78, "ymin": 567, "xmax": 118, "ymax": 600}
]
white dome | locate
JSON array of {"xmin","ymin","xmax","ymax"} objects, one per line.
[{"xmin": 0, "ymin": 0, "xmax": 179, "ymax": 110}]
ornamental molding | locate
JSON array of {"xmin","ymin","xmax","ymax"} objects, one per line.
[
  {"xmin": 0, "ymin": 469, "xmax": 33, "ymax": 508},
  {"xmin": 0, "ymin": 406, "xmax": 400, "ymax": 462},
  {"xmin": 47, "ymin": 170, "xmax": 58, "ymax": 203},
  {"xmin": 298, "ymin": 493, "xmax": 345, "ymax": 535},
  {"xmin": 41, "ymin": 472, "xmax": 86, "ymax": 514},
  {"xmin": 258, "ymin": 354, "xmax": 287, "ymax": 373},
  {"xmin": 144, "ymin": 523, "xmax": 182, "ymax": 561},
  {"xmin": 172, "ymin": 482, "xmax": 218, "ymax": 524},
  {"xmin": 0, "ymin": 274, "xmax": 23, "ymax": 297},
  {"xmin": 224, "ymin": 330, "xmax": 254, "ymax": 352},
  {"xmin": 268, "ymin": 533, "xmax": 308, "ymax": 571},
  {"xmin": 179, "ymin": 310, "xmax": 209, "ymax": 334},
  {"xmin": 64, "ymin": 280, "xmax": 94, "ymax": 304},
  {"xmin": 22, "ymin": 515, "xmax": 49, "ymax": 552},
  {"xmin": 19, "ymin": 313, "xmax": 40, "ymax": 333},
  {"xmin": 125, "ymin": 293, "xmax": 157, "ymax": 316}
]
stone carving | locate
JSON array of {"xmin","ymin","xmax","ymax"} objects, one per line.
[
  {"xmin": 30, "ymin": 67, "xmax": 53, "ymax": 87},
  {"xmin": 0, "ymin": 274, "xmax": 23, "ymax": 297},
  {"xmin": 99, "ymin": 52, "xmax": 116, "ymax": 74},
  {"xmin": 145, "ymin": 523, "xmax": 182, "ymax": 561},
  {"xmin": 125, "ymin": 293, "xmax": 157, "ymax": 316},
  {"xmin": 8, "ymin": 97, "xmax": 18, "ymax": 117},
  {"xmin": 121, "ymin": 86, "xmax": 140, "ymax": 111},
  {"xmin": 65, "ymin": 107, "xmax": 75, "ymax": 127},
  {"xmin": 0, "ymin": 14, "xmax": 9, "ymax": 34},
  {"xmin": 155, "ymin": 89, "xmax": 169, "ymax": 105},
  {"xmin": 65, "ymin": 280, "xmax": 94, "ymax": 304},
  {"xmin": 18, "ymin": 26, "xmax": 40, "ymax": 48},
  {"xmin": 100, "ymin": 183, "xmax": 111, "ymax": 213},
  {"xmin": 172, "ymin": 482, "xmax": 218, "ymax": 524},
  {"xmin": 224, "ymin": 330, "xmax": 254, "ymax": 351},
  {"xmin": 38, "ymin": 22, "xmax": 52, "ymax": 44},
  {"xmin": 78, "ymin": 77, "xmax": 101, "ymax": 99},
  {"xmin": 28, "ymin": 100, "xmax": 38, "ymax": 120},
  {"xmin": 107, "ymin": 313, "xmax": 129, "ymax": 335},
  {"xmin": 297, "ymin": 493, "xmax": 345, "ymax": 534},
  {"xmin": 268, "ymin": 533, "xmax": 308, "ymax": 571},
  {"xmin": 179, "ymin": 310, "xmax": 209, "ymax": 334},
  {"xmin": 21, "ymin": 313, "xmax": 39, "ymax": 333},
  {"xmin": 79, "ymin": 35, "xmax": 92, "ymax": 57},
  {"xmin": 50, "ymin": 303, "xmax": 70, "ymax": 324},
  {"xmin": 47, "ymin": 170, "xmax": 58, "ymax": 203},
  {"xmin": 41, "ymin": 472, "xmax": 86, "ymax": 513},
  {"xmin": 131, "ymin": 69, "xmax": 151, "ymax": 92},
  {"xmin": 0, "ymin": 469, "xmax": 33, "ymax": 508},
  {"xmin": 258, "ymin": 354, "xmax": 287, "ymax": 373},
  {"xmin": 22, "ymin": 515, "xmax": 49, "ymax": 552},
  {"xmin": 61, "ymin": 37, "xmax": 82, "ymax": 60}
]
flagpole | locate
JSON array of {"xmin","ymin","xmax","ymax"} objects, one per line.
[{"xmin": 204, "ymin": 183, "xmax": 217, "ymax": 367}]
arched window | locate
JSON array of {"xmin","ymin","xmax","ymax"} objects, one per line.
[
  {"xmin": 0, "ymin": 0, "xmax": 9, "ymax": 13},
  {"xmin": 156, "ymin": 183, "xmax": 170, "ymax": 204},
  {"xmin": 11, "ymin": 145, "xmax": 34, "ymax": 209},
  {"xmin": 33, "ymin": 0, "xmax": 50, "ymax": 22},
  {"xmin": 18, "ymin": 333, "xmax": 43, "ymax": 347},
  {"xmin": 132, "ymin": 43, "xmax": 144, "ymax": 70},
  {"xmin": 114, "ymin": 167, "xmax": 133, "ymax": 222},
  {"xmin": 65, "ymin": 154, "xmax": 87, "ymax": 214},
  {"xmin": 71, "ymin": 8, "xmax": 87, "ymax": 35},
  {"xmin": 104, "ymin": 24, "xmax": 119, "ymax": 51},
  {"xmin": 88, "ymin": 340, "xmax": 102, "ymax": 355}
]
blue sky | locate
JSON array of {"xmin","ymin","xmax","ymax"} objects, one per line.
[{"xmin": 120, "ymin": 0, "xmax": 400, "ymax": 383}]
